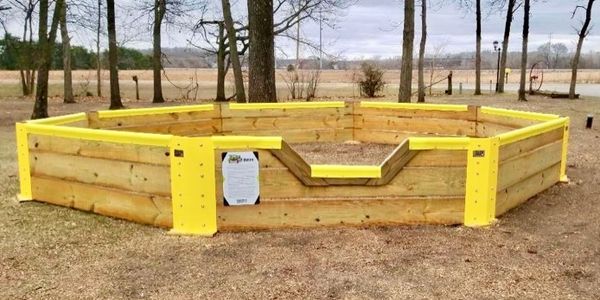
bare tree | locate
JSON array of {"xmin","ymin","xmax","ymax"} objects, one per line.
[
  {"xmin": 399, "ymin": 0, "xmax": 415, "ymax": 103},
  {"xmin": 497, "ymin": 0, "xmax": 517, "ymax": 93},
  {"xmin": 474, "ymin": 0, "xmax": 481, "ymax": 95},
  {"xmin": 60, "ymin": 1, "xmax": 74, "ymax": 103},
  {"xmin": 106, "ymin": 0, "xmax": 123, "ymax": 109},
  {"xmin": 248, "ymin": 0, "xmax": 277, "ymax": 102},
  {"xmin": 96, "ymin": 0, "xmax": 102, "ymax": 97},
  {"xmin": 6, "ymin": 0, "xmax": 38, "ymax": 96},
  {"xmin": 569, "ymin": 0, "xmax": 595, "ymax": 99},
  {"xmin": 31, "ymin": 0, "xmax": 63, "ymax": 119},
  {"xmin": 518, "ymin": 0, "xmax": 529, "ymax": 101},
  {"xmin": 417, "ymin": 0, "xmax": 427, "ymax": 102},
  {"xmin": 152, "ymin": 0, "xmax": 166, "ymax": 103},
  {"xmin": 221, "ymin": 0, "xmax": 246, "ymax": 102}
]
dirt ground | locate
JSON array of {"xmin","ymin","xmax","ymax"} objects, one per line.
[{"xmin": 1, "ymin": 94, "xmax": 599, "ymax": 299}]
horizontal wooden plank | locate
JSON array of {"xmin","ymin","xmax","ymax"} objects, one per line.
[
  {"xmin": 216, "ymin": 197, "xmax": 464, "ymax": 230},
  {"xmin": 30, "ymin": 151, "xmax": 171, "ymax": 195},
  {"xmin": 496, "ymin": 163, "xmax": 560, "ymax": 216},
  {"xmin": 355, "ymin": 115, "xmax": 476, "ymax": 136},
  {"xmin": 28, "ymin": 134, "xmax": 170, "ymax": 166},
  {"xmin": 31, "ymin": 176, "xmax": 172, "ymax": 228},
  {"xmin": 222, "ymin": 115, "xmax": 353, "ymax": 132},
  {"xmin": 90, "ymin": 109, "xmax": 220, "ymax": 129},
  {"xmin": 215, "ymin": 128, "xmax": 353, "ymax": 143},
  {"xmin": 497, "ymin": 140, "xmax": 563, "ymax": 190},
  {"xmin": 499, "ymin": 127, "xmax": 564, "ymax": 162},
  {"xmin": 407, "ymin": 150, "xmax": 467, "ymax": 167},
  {"xmin": 220, "ymin": 103, "xmax": 352, "ymax": 118},
  {"xmin": 478, "ymin": 111, "xmax": 542, "ymax": 129},
  {"xmin": 355, "ymin": 105, "xmax": 477, "ymax": 121},
  {"xmin": 110, "ymin": 118, "xmax": 220, "ymax": 136},
  {"xmin": 476, "ymin": 122, "xmax": 516, "ymax": 137},
  {"xmin": 215, "ymin": 166, "xmax": 466, "ymax": 199}
]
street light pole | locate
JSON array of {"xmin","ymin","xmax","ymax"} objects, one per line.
[{"xmin": 493, "ymin": 40, "xmax": 501, "ymax": 92}]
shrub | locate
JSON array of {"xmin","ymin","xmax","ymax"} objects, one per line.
[{"xmin": 356, "ymin": 62, "xmax": 385, "ymax": 97}]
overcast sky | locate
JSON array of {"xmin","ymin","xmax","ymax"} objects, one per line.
[{"xmin": 3, "ymin": 0, "xmax": 600, "ymax": 59}]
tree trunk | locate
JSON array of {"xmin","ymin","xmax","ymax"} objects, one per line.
[
  {"xmin": 60, "ymin": 2, "xmax": 75, "ymax": 103},
  {"xmin": 216, "ymin": 22, "xmax": 227, "ymax": 102},
  {"xmin": 498, "ymin": 0, "xmax": 516, "ymax": 93},
  {"xmin": 31, "ymin": 0, "xmax": 63, "ymax": 119},
  {"xmin": 221, "ymin": 0, "xmax": 246, "ymax": 103},
  {"xmin": 96, "ymin": 0, "xmax": 102, "ymax": 97},
  {"xmin": 474, "ymin": 0, "xmax": 482, "ymax": 95},
  {"xmin": 518, "ymin": 0, "xmax": 530, "ymax": 101},
  {"xmin": 570, "ymin": 0, "xmax": 595, "ymax": 99},
  {"xmin": 152, "ymin": 0, "xmax": 165, "ymax": 103},
  {"xmin": 106, "ymin": 0, "xmax": 123, "ymax": 109},
  {"xmin": 399, "ymin": 0, "xmax": 415, "ymax": 103},
  {"xmin": 417, "ymin": 0, "xmax": 426, "ymax": 103},
  {"xmin": 248, "ymin": 0, "xmax": 277, "ymax": 103}
]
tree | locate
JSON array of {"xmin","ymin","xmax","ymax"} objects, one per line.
[
  {"xmin": 5, "ymin": 0, "xmax": 38, "ymax": 96},
  {"xmin": 537, "ymin": 42, "xmax": 568, "ymax": 69},
  {"xmin": 106, "ymin": 0, "xmax": 123, "ymax": 109},
  {"xmin": 248, "ymin": 0, "xmax": 277, "ymax": 102},
  {"xmin": 570, "ymin": 0, "xmax": 595, "ymax": 99},
  {"xmin": 60, "ymin": 1, "xmax": 74, "ymax": 103},
  {"xmin": 221, "ymin": 0, "xmax": 246, "ymax": 103},
  {"xmin": 497, "ymin": 0, "xmax": 517, "ymax": 93},
  {"xmin": 31, "ymin": 0, "xmax": 63, "ymax": 119},
  {"xmin": 474, "ymin": 0, "xmax": 481, "ymax": 95},
  {"xmin": 518, "ymin": 0, "xmax": 529, "ymax": 101},
  {"xmin": 417, "ymin": 0, "xmax": 427, "ymax": 102},
  {"xmin": 399, "ymin": 0, "xmax": 415, "ymax": 103},
  {"xmin": 96, "ymin": 0, "xmax": 102, "ymax": 97},
  {"xmin": 152, "ymin": 0, "xmax": 166, "ymax": 103}
]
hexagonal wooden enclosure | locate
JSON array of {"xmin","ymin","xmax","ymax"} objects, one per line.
[{"xmin": 16, "ymin": 101, "xmax": 569, "ymax": 236}]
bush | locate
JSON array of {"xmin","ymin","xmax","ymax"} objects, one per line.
[{"xmin": 356, "ymin": 62, "xmax": 385, "ymax": 97}]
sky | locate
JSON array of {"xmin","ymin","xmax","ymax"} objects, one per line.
[{"xmin": 3, "ymin": 0, "xmax": 600, "ymax": 59}]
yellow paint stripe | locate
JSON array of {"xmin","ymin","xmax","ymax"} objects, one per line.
[
  {"xmin": 15, "ymin": 123, "xmax": 32, "ymax": 201},
  {"xmin": 408, "ymin": 137, "xmax": 471, "ymax": 150},
  {"xmin": 497, "ymin": 118, "xmax": 567, "ymax": 145},
  {"xmin": 26, "ymin": 113, "xmax": 87, "ymax": 126},
  {"xmin": 212, "ymin": 136, "xmax": 282, "ymax": 149},
  {"xmin": 480, "ymin": 106, "xmax": 560, "ymax": 121},
  {"xmin": 559, "ymin": 117, "xmax": 570, "ymax": 183},
  {"xmin": 229, "ymin": 102, "xmax": 345, "ymax": 110},
  {"xmin": 25, "ymin": 123, "xmax": 172, "ymax": 147},
  {"xmin": 311, "ymin": 165, "xmax": 381, "ymax": 178},
  {"xmin": 97, "ymin": 104, "xmax": 215, "ymax": 118},
  {"xmin": 360, "ymin": 101, "xmax": 469, "ymax": 111}
]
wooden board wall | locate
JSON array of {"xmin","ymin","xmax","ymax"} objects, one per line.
[{"xmin": 28, "ymin": 134, "xmax": 172, "ymax": 228}]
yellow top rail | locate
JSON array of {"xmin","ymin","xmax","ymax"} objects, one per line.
[
  {"xmin": 24, "ymin": 123, "xmax": 173, "ymax": 147},
  {"xmin": 228, "ymin": 102, "xmax": 345, "ymax": 110},
  {"xmin": 311, "ymin": 165, "xmax": 381, "ymax": 178},
  {"xmin": 496, "ymin": 117, "xmax": 568, "ymax": 145},
  {"xmin": 97, "ymin": 104, "xmax": 215, "ymax": 118},
  {"xmin": 360, "ymin": 101, "xmax": 469, "ymax": 112},
  {"xmin": 480, "ymin": 106, "xmax": 560, "ymax": 122},
  {"xmin": 26, "ymin": 113, "xmax": 87, "ymax": 126},
  {"xmin": 408, "ymin": 136, "xmax": 471, "ymax": 150}
]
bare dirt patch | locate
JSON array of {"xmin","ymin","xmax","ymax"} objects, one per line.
[{"xmin": 1, "ymin": 94, "xmax": 599, "ymax": 299}]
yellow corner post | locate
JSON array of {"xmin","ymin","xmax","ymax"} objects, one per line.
[
  {"xmin": 15, "ymin": 123, "xmax": 32, "ymax": 201},
  {"xmin": 560, "ymin": 118, "xmax": 570, "ymax": 182},
  {"xmin": 464, "ymin": 137, "xmax": 500, "ymax": 227},
  {"xmin": 169, "ymin": 136, "xmax": 217, "ymax": 236}
]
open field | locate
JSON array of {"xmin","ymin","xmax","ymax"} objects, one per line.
[
  {"xmin": 1, "ymin": 93, "xmax": 599, "ymax": 298},
  {"xmin": 2, "ymin": 68, "xmax": 600, "ymax": 100}
]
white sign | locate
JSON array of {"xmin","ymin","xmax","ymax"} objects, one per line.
[{"xmin": 221, "ymin": 151, "xmax": 260, "ymax": 206}]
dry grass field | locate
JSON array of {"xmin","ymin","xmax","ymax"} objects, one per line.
[{"xmin": 1, "ymin": 90, "xmax": 599, "ymax": 298}]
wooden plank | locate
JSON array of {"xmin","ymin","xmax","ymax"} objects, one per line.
[
  {"xmin": 215, "ymin": 166, "xmax": 466, "ymax": 199},
  {"xmin": 109, "ymin": 118, "xmax": 221, "ymax": 136},
  {"xmin": 221, "ymin": 115, "xmax": 353, "ymax": 131},
  {"xmin": 407, "ymin": 150, "xmax": 467, "ymax": 167},
  {"xmin": 479, "ymin": 112, "xmax": 543, "ymax": 128},
  {"xmin": 476, "ymin": 122, "xmax": 517, "ymax": 137},
  {"xmin": 30, "ymin": 151, "xmax": 171, "ymax": 195},
  {"xmin": 354, "ymin": 130, "xmax": 456, "ymax": 144},
  {"xmin": 270, "ymin": 141, "xmax": 329, "ymax": 186},
  {"xmin": 497, "ymin": 140, "xmax": 563, "ymax": 190},
  {"xmin": 216, "ymin": 128, "xmax": 353, "ymax": 143},
  {"xmin": 496, "ymin": 163, "xmax": 560, "ymax": 216},
  {"xmin": 367, "ymin": 140, "xmax": 417, "ymax": 185},
  {"xmin": 31, "ymin": 176, "xmax": 172, "ymax": 228},
  {"xmin": 499, "ymin": 127, "xmax": 563, "ymax": 162},
  {"xmin": 356, "ymin": 115, "xmax": 476, "ymax": 136},
  {"xmin": 220, "ymin": 104, "xmax": 352, "ymax": 118},
  {"xmin": 28, "ymin": 134, "xmax": 170, "ymax": 166},
  {"xmin": 92, "ymin": 109, "xmax": 221, "ymax": 129},
  {"xmin": 355, "ymin": 105, "xmax": 477, "ymax": 121},
  {"xmin": 216, "ymin": 196, "xmax": 464, "ymax": 230}
]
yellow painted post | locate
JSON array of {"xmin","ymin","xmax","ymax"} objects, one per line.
[
  {"xmin": 559, "ymin": 118, "xmax": 570, "ymax": 183},
  {"xmin": 15, "ymin": 123, "xmax": 32, "ymax": 201},
  {"xmin": 464, "ymin": 137, "xmax": 500, "ymax": 227},
  {"xmin": 169, "ymin": 136, "xmax": 217, "ymax": 236}
]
